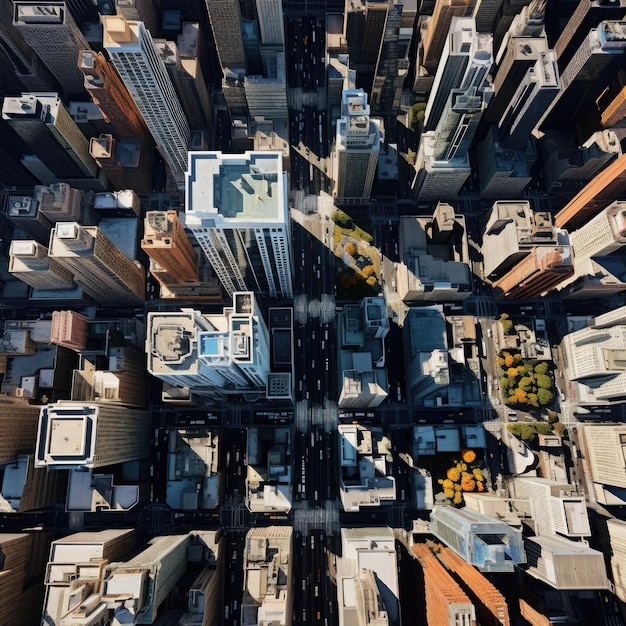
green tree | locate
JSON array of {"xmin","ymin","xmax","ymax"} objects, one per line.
[
  {"xmin": 333, "ymin": 210, "xmax": 353, "ymax": 228},
  {"xmin": 536, "ymin": 374, "xmax": 553, "ymax": 389},
  {"xmin": 519, "ymin": 376, "xmax": 533, "ymax": 391},
  {"xmin": 535, "ymin": 422, "xmax": 553, "ymax": 435},
  {"xmin": 508, "ymin": 423, "xmax": 536, "ymax": 442},
  {"xmin": 534, "ymin": 362, "xmax": 549, "ymax": 375},
  {"xmin": 527, "ymin": 392, "xmax": 539, "ymax": 407},
  {"xmin": 537, "ymin": 388, "xmax": 554, "ymax": 406}
]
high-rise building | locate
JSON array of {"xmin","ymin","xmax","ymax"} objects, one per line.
[
  {"xmin": 78, "ymin": 49, "xmax": 151, "ymax": 141},
  {"xmin": 475, "ymin": 128, "xmax": 534, "ymax": 198},
  {"xmin": 102, "ymin": 535, "xmax": 190, "ymax": 623},
  {"xmin": 48, "ymin": 222, "xmax": 145, "ymax": 305},
  {"xmin": 35, "ymin": 183, "xmax": 85, "ymax": 224},
  {"xmin": 242, "ymin": 527, "xmax": 292, "ymax": 626},
  {"xmin": 9, "ymin": 240, "xmax": 75, "ymax": 290},
  {"xmin": 553, "ymin": 0, "xmax": 626, "ymax": 71},
  {"xmin": 12, "ymin": 2, "xmax": 91, "ymax": 97},
  {"xmin": 424, "ymin": 17, "xmax": 475, "ymax": 131},
  {"xmin": 2, "ymin": 93, "xmax": 100, "ymax": 184},
  {"xmin": 492, "ymin": 244, "xmax": 574, "ymax": 299},
  {"xmin": 205, "ymin": 0, "xmax": 246, "ymax": 71},
  {"xmin": 103, "ymin": 16, "xmax": 190, "ymax": 188},
  {"xmin": 555, "ymin": 152, "xmax": 626, "ymax": 229},
  {"xmin": 558, "ymin": 201, "xmax": 626, "ymax": 299},
  {"xmin": 0, "ymin": 534, "xmax": 40, "ymax": 624},
  {"xmin": 412, "ymin": 24, "xmax": 492, "ymax": 200},
  {"xmin": 147, "ymin": 293, "xmax": 271, "ymax": 398},
  {"xmin": 436, "ymin": 546, "xmax": 510, "ymax": 626},
  {"xmin": 155, "ymin": 36, "xmax": 213, "ymax": 131},
  {"xmin": 562, "ymin": 308, "xmax": 626, "ymax": 406},
  {"xmin": 524, "ymin": 535, "xmax": 610, "ymax": 590},
  {"xmin": 540, "ymin": 129, "xmax": 622, "ymax": 197},
  {"xmin": 35, "ymin": 401, "xmax": 150, "ymax": 469},
  {"xmin": 90, "ymin": 134, "xmax": 152, "ymax": 196},
  {"xmin": 429, "ymin": 506, "xmax": 526, "ymax": 572},
  {"xmin": 473, "ymin": 0, "xmax": 504, "ymax": 33},
  {"xmin": 336, "ymin": 527, "xmax": 400, "ymax": 626},
  {"xmin": 570, "ymin": 201, "xmax": 626, "ymax": 258},
  {"xmin": 185, "ymin": 151, "xmax": 293, "ymax": 299},
  {"xmin": 50, "ymin": 310, "xmax": 90, "ymax": 351},
  {"xmin": 539, "ymin": 21, "xmax": 626, "ymax": 138},
  {"xmin": 496, "ymin": 46, "xmax": 559, "ymax": 148},
  {"xmin": 369, "ymin": 0, "xmax": 410, "ymax": 140},
  {"xmin": 607, "ymin": 518, "xmax": 626, "ymax": 603},
  {"xmin": 481, "ymin": 201, "xmax": 557, "ymax": 280},
  {"xmin": 114, "ymin": 0, "xmax": 159, "ymax": 35},
  {"xmin": 5, "ymin": 194, "xmax": 52, "ymax": 245},
  {"xmin": 422, "ymin": 0, "xmax": 476, "ymax": 74},
  {"xmin": 256, "ymin": 0, "xmax": 285, "ymax": 46},
  {"xmin": 141, "ymin": 210, "xmax": 199, "ymax": 286},
  {"xmin": 512, "ymin": 476, "xmax": 591, "ymax": 538},
  {"xmin": 41, "ymin": 529, "xmax": 138, "ymax": 624},
  {"xmin": 332, "ymin": 89, "xmax": 382, "ymax": 201},
  {"xmin": 0, "ymin": 396, "xmax": 41, "ymax": 465},
  {"xmin": 411, "ymin": 544, "xmax": 477, "ymax": 626}
]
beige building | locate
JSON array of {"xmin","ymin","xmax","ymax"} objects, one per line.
[
  {"xmin": 35, "ymin": 401, "xmax": 150, "ymax": 469},
  {"xmin": 142, "ymin": 210, "xmax": 199, "ymax": 286},
  {"xmin": 9, "ymin": 240, "xmax": 74, "ymax": 291},
  {"xmin": 577, "ymin": 423, "xmax": 626, "ymax": 488},
  {"xmin": 50, "ymin": 310, "xmax": 89, "ymax": 351},
  {"xmin": 242, "ymin": 526, "xmax": 293, "ymax": 626},
  {"xmin": 49, "ymin": 222, "xmax": 145, "ymax": 305}
]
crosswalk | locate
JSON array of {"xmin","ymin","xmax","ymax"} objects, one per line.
[{"xmin": 293, "ymin": 503, "xmax": 339, "ymax": 535}]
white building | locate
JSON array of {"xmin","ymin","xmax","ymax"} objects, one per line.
[
  {"xmin": 336, "ymin": 528, "xmax": 400, "ymax": 626},
  {"xmin": 185, "ymin": 151, "xmax": 292, "ymax": 299},
  {"xmin": 13, "ymin": 2, "xmax": 90, "ymax": 96},
  {"xmin": 512, "ymin": 476, "xmax": 590, "ymax": 538},
  {"xmin": 338, "ymin": 423, "xmax": 396, "ymax": 512},
  {"xmin": 147, "ymin": 292, "xmax": 271, "ymax": 398},
  {"xmin": 103, "ymin": 15, "xmax": 190, "ymax": 188},
  {"xmin": 562, "ymin": 306, "xmax": 626, "ymax": 405},
  {"xmin": 242, "ymin": 526, "xmax": 292, "ymax": 626},
  {"xmin": 332, "ymin": 89, "xmax": 382, "ymax": 201}
]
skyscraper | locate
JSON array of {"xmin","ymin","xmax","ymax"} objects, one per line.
[
  {"xmin": 48, "ymin": 222, "xmax": 145, "ymax": 305},
  {"xmin": 492, "ymin": 244, "xmax": 574, "ymax": 299},
  {"xmin": 78, "ymin": 49, "xmax": 151, "ymax": 141},
  {"xmin": 555, "ymin": 152, "xmax": 626, "ymax": 229},
  {"xmin": 185, "ymin": 151, "xmax": 293, "ymax": 299},
  {"xmin": 205, "ymin": 0, "xmax": 246, "ymax": 71},
  {"xmin": 422, "ymin": 0, "xmax": 476, "ymax": 74},
  {"xmin": 12, "ymin": 2, "xmax": 90, "ymax": 97},
  {"xmin": 332, "ymin": 89, "xmax": 382, "ymax": 200},
  {"xmin": 147, "ymin": 293, "xmax": 271, "ymax": 397},
  {"xmin": 553, "ymin": 0, "xmax": 626, "ymax": 71},
  {"xmin": 35, "ymin": 401, "xmax": 150, "ymax": 469},
  {"xmin": 103, "ymin": 15, "xmax": 190, "ymax": 188},
  {"xmin": 9, "ymin": 240, "xmax": 75, "ymax": 290},
  {"xmin": 2, "ymin": 93, "xmax": 100, "ymax": 184},
  {"xmin": 0, "ymin": 396, "xmax": 41, "ymax": 465},
  {"xmin": 50, "ymin": 310, "xmax": 90, "ymax": 351},
  {"xmin": 412, "ymin": 22, "xmax": 493, "ymax": 200},
  {"xmin": 256, "ymin": 0, "xmax": 285, "ymax": 46},
  {"xmin": 539, "ymin": 21, "xmax": 626, "ymax": 137},
  {"xmin": 490, "ymin": 40, "xmax": 560, "ymax": 148},
  {"xmin": 141, "ymin": 210, "xmax": 199, "ymax": 286},
  {"xmin": 424, "ymin": 17, "xmax": 475, "ymax": 131}
]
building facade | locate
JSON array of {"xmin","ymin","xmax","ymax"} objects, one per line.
[{"xmin": 185, "ymin": 151, "xmax": 293, "ymax": 299}]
